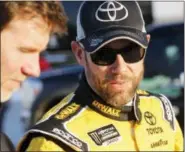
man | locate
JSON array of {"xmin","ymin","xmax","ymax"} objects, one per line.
[
  {"xmin": 17, "ymin": 1, "xmax": 183, "ymax": 151},
  {"xmin": 0, "ymin": 1, "xmax": 67, "ymax": 151}
]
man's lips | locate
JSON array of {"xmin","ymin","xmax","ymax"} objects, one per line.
[{"xmin": 108, "ymin": 80, "xmax": 126, "ymax": 84}]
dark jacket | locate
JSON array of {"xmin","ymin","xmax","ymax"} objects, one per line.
[
  {"xmin": 0, "ymin": 103, "xmax": 15, "ymax": 151},
  {"xmin": 0, "ymin": 132, "xmax": 15, "ymax": 151}
]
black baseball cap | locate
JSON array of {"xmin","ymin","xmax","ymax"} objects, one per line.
[{"xmin": 76, "ymin": 0, "xmax": 148, "ymax": 53}]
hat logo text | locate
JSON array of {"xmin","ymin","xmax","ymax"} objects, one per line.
[{"xmin": 95, "ymin": 1, "xmax": 128, "ymax": 22}]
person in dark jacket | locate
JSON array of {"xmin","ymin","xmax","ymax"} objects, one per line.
[{"xmin": 0, "ymin": 1, "xmax": 68, "ymax": 151}]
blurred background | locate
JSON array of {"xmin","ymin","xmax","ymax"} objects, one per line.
[{"xmin": 0, "ymin": 1, "xmax": 184, "ymax": 147}]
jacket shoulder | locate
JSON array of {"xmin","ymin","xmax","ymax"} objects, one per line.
[
  {"xmin": 18, "ymin": 133, "xmax": 77, "ymax": 152},
  {"xmin": 137, "ymin": 89, "xmax": 176, "ymax": 131},
  {"xmin": 17, "ymin": 92, "xmax": 88, "ymax": 152},
  {"xmin": 155, "ymin": 93, "xmax": 176, "ymax": 131},
  {"xmin": 38, "ymin": 92, "xmax": 75, "ymax": 123}
]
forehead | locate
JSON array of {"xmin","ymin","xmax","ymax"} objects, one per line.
[{"xmin": 5, "ymin": 16, "xmax": 50, "ymax": 50}]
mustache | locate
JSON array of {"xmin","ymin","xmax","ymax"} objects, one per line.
[{"xmin": 104, "ymin": 73, "xmax": 133, "ymax": 83}]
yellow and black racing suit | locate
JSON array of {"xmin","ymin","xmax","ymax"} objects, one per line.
[{"xmin": 17, "ymin": 76, "xmax": 183, "ymax": 151}]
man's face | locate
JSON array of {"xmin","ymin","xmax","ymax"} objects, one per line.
[
  {"xmin": 1, "ymin": 16, "xmax": 51, "ymax": 102},
  {"xmin": 83, "ymin": 40, "xmax": 144, "ymax": 108}
]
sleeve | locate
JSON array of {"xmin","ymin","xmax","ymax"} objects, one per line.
[
  {"xmin": 159, "ymin": 94, "xmax": 183, "ymax": 151},
  {"xmin": 174, "ymin": 118, "xmax": 183, "ymax": 151},
  {"xmin": 26, "ymin": 137, "xmax": 65, "ymax": 151}
]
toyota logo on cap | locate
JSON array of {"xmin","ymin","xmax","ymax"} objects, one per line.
[{"xmin": 95, "ymin": 1, "xmax": 128, "ymax": 22}]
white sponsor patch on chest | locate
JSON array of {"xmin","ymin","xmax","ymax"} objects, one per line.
[{"xmin": 88, "ymin": 124, "xmax": 121, "ymax": 146}]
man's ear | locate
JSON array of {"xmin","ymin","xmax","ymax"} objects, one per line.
[
  {"xmin": 146, "ymin": 34, "xmax": 151, "ymax": 43},
  {"xmin": 71, "ymin": 41, "xmax": 84, "ymax": 65}
]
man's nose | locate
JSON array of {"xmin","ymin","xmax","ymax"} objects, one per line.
[
  {"xmin": 111, "ymin": 54, "xmax": 128, "ymax": 74},
  {"xmin": 21, "ymin": 55, "xmax": 41, "ymax": 77}
]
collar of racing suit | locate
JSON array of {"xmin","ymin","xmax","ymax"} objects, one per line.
[{"xmin": 74, "ymin": 73, "xmax": 142, "ymax": 122}]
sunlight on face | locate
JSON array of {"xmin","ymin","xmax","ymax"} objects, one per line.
[{"xmin": 84, "ymin": 40, "xmax": 144, "ymax": 108}]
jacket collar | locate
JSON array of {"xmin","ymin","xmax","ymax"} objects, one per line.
[{"xmin": 74, "ymin": 73, "xmax": 141, "ymax": 121}]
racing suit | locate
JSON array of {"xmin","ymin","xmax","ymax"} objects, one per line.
[{"xmin": 17, "ymin": 75, "xmax": 183, "ymax": 151}]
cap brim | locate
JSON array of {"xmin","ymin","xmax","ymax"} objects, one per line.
[{"xmin": 80, "ymin": 27, "xmax": 148, "ymax": 53}]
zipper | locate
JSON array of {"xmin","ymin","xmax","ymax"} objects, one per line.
[{"xmin": 130, "ymin": 120, "xmax": 139, "ymax": 151}]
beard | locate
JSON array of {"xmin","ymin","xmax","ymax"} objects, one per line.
[{"xmin": 85, "ymin": 58, "xmax": 144, "ymax": 108}]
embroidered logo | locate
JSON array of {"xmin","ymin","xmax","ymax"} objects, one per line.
[
  {"xmin": 160, "ymin": 95, "xmax": 175, "ymax": 130},
  {"xmin": 95, "ymin": 1, "xmax": 128, "ymax": 22},
  {"xmin": 144, "ymin": 111, "xmax": 156, "ymax": 125},
  {"xmin": 55, "ymin": 103, "xmax": 80, "ymax": 120}
]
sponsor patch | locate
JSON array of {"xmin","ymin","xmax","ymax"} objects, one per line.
[
  {"xmin": 160, "ymin": 95, "xmax": 175, "ymax": 130},
  {"xmin": 88, "ymin": 124, "xmax": 121, "ymax": 146},
  {"xmin": 52, "ymin": 127, "xmax": 83, "ymax": 150},
  {"xmin": 144, "ymin": 111, "xmax": 156, "ymax": 125},
  {"xmin": 146, "ymin": 127, "xmax": 164, "ymax": 135},
  {"xmin": 55, "ymin": 103, "xmax": 80, "ymax": 120},
  {"xmin": 144, "ymin": 111, "xmax": 165, "ymax": 136},
  {"xmin": 92, "ymin": 100, "xmax": 120, "ymax": 117},
  {"xmin": 151, "ymin": 139, "xmax": 168, "ymax": 148}
]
